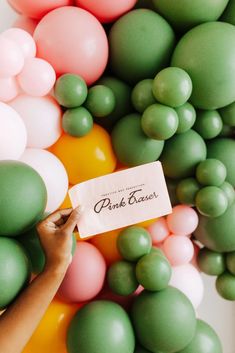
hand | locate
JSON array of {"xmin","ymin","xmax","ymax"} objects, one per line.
[{"xmin": 36, "ymin": 207, "xmax": 82, "ymax": 274}]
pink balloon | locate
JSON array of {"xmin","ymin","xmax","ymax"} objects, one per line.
[
  {"xmin": 57, "ymin": 242, "xmax": 106, "ymax": 303},
  {"xmin": 34, "ymin": 6, "xmax": 108, "ymax": 85},
  {"xmin": 0, "ymin": 77, "xmax": 19, "ymax": 102},
  {"xmin": 13, "ymin": 16, "xmax": 38, "ymax": 36},
  {"xmin": 75, "ymin": 0, "xmax": 137, "ymax": 23},
  {"xmin": 166, "ymin": 205, "xmax": 199, "ymax": 236},
  {"xmin": 0, "ymin": 37, "xmax": 24, "ymax": 77},
  {"xmin": 147, "ymin": 217, "xmax": 170, "ymax": 244},
  {"xmin": 18, "ymin": 58, "xmax": 56, "ymax": 97},
  {"xmin": 163, "ymin": 235, "xmax": 194, "ymax": 266},
  {"xmin": 2, "ymin": 28, "xmax": 36, "ymax": 59}
]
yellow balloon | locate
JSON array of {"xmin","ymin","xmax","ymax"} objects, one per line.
[{"xmin": 136, "ymin": 218, "xmax": 158, "ymax": 228}]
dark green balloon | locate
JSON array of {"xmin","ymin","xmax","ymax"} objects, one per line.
[
  {"xmin": 178, "ymin": 319, "xmax": 222, "ymax": 353},
  {"xmin": 194, "ymin": 201, "xmax": 235, "ymax": 252},
  {"xmin": 176, "ymin": 178, "xmax": 201, "ymax": 206},
  {"xmin": 108, "ymin": 261, "xmax": 138, "ymax": 296},
  {"xmin": 220, "ymin": 181, "xmax": 235, "ymax": 206},
  {"xmin": 195, "ymin": 186, "xmax": 228, "ymax": 218},
  {"xmin": 62, "ymin": 107, "xmax": 93, "ymax": 137},
  {"xmin": 196, "ymin": 159, "xmax": 227, "ymax": 187},
  {"xmin": 0, "ymin": 161, "xmax": 47, "ymax": 236},
  {"xmin": 109, "ymin": 9, "xmax": 175, "ymax": 84},
  {"xmin": 166, "ymin": 178, "xmax": 179, "ymax": 206},
  {"xmin": 197, "ymin": 248, "xmax": 225, "ymax": 276},
  {"xmin": 0, "ymin": 237, "xmax": 30, "ymax": 309},
  {"xmin": 207, "ymin": 138, "xmax": 235, "ymax": 186},
  {"xmin": 85, "ymin": 85, "xmax": 116, "ymax": 118},
  {"xmin": 131, "ymin": 79, "xmax": 156, "ymax": 113},
  {"xmin": 160, "ymin": 129, "xmax": 207, "ymax": 179},
  {"xmin": 221, "ymin": 0, "xmax": 235, "ymax": 25},
  {"xmin": 216, "ymin": 271, "xmax": 235, "ymax": 300},
  {"xmin": 193, "ymin": 110, "xmax": 223, "ymax": 139},
  {"xmin": 67, "ymin": 301, "xmax": 135, "ymax": 353},
  {"xmin": 219, "ymin": 124, "xmax": 234, "ymax": 137},
  {"xmin": 112, "ymin": 114, "xmax": 164, "ymax": 166},
  {"xmin": 219, "ymin": 101, "xmax": 235, "ymax": 127},
  {"xmin": 131, "ymin": 287, "xmax": 196, "ymax": 353},
  {"xmin": 175, "ymin": 103, "xmax": 196, "ymax": 134},
  {"xmin": 226, "ymin": 251, "xmax": 235, "ymax": 275},
  {"xmin": 134, "ymin": 345, "xmax": 155, "ymax": 353}
]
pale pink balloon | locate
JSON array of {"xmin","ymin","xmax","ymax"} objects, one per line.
[
  {"xmin": 75, "ymin": 0, "xmax": 137, "ymax": 23},
  {"xmin": 170, "ymin": 264, "xmax": 204, "ymax": 309},
  {"xmin": 20, "ymin": 148, "xmax": 68, "ymax": 212},
  {"xmin": 13, "ymin": 16, "xmax": 38, "ymax": 36},
  {"xmin": 163, "ymin": 235, "xmax": 194, "ymax": 266},
  {"xmin": 0, "ymin": 102, "xmax": 26, "ymax": 160},
  {"xmin": 34, "ymin": 6, "xmax": 109, "ymax": 85},
  {"xmin": 0, "ymin": 37, "xmax": 24, "ymax": 77},
  {"xmin": 3, "ymin": 28, "xmax": 36, "ymax": 59},
  {"xmin": 18, "ymin": 58, "xmax": 56, "ymax": 97},
  {"xmin": 147, "ymin": 217, "xmax": 170, "ymax": 244},
  {"xmin": 0, "ymin": 77, "xmax": 19, "ymax": 102},
  {"xmin": 166, "ymin": 205, "xmax": 199, "ymax": 236},
  {"xmin": 10, "ymin": 94, "xmax": 62, "ymax": 149},
  {"xmin": 57, "ymin": 242, "xmax": 106, "ymax": 303}
]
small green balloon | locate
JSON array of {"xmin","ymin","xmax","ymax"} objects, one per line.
[
  {"xmin": 131, "ymin": 79, "xmax": 156, "ymax": 113},
  {"xmin": 108, "ymin": 260, "xmax": 139, "ymax": 296},
  {"xmin": 197, "ymin": 248, "xmax": 225, "ymax": 276},
  {"xmin": 175, "ymin": 102, "xmax": 196, "ymax": 134},
  {"xmin": 117, "ymin": 226, "xmax": 152, "ymax": 262},
  {"xmin": 219, "ymin": 101, "xmax": 235, "ymax": 127},
  {"xmin": 67, "ymin": 301, "xmax": 135, "ymax": 353},
  {"xmin": 193, "ymin": 110, "xmax": 223, "ymax": 139},
  {"xmin": 226, "ymin": 251, "xmax": 235, "ymax": 275},
  {"xmin": 141, "ymin": 103, "xmax": 179, "ymax": 140},
  {"xmin": 178, "ymin": 319, "xmax": 222, "ymax": 353},
  {"xmin": 166, "ymin": 178, "xmax": 179, "ymax": 206},
  {"xmin": 85, "ymin": 85, "xmax": 116, "ymax": 118},
  {"xmin": 196, "ymin": 186, "xmax": 228, "ymax": 218},
  {"xmin": 160, "ymin": 129, "xmax": 207, "ymax": 179},
  {"xmin": 196, "ymin": 159, "xmax": 227, "ymax": 187},
  {"xmin": 62, "ymin": 107, "xmax": 93, "ymax": 137},
  {"xmin": 54, "ymin": 74, "xmax": 88, "ymax": 108},
  {"xmin": 112, "ymin": 113, "xmax": 164, "ymax": 167},
  {"xmin": 152, "ymin": 67, "xmax": 192, "ymax": 108},
  {"xmin": 150, "ymin": 247, "xmax": 165, "ymax": 257},
  {"xmin": 136, "ymin": 253, "xmax": 171, "ymax": 291},
  {"xmin": 220, "ymin": 181, "xmax": 235, "ymax": 207},
  {"xmin": 176, "ymin": 178, "xmax": 201, "ymax": 206},
  {"xmin": 216, "ymin": 271, "xmax": 235, "ymax": 300}
]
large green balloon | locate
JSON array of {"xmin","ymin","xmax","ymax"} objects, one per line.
[
  {"xmin": 194, "ymin": 202, "xmax": 235, "ymax": 252},
  {"xmin": 109, "ymin": 9, "xmax": 175, "ymax": 84},
  {"xmin": 153, "ymin": 0, "xmax": 229, "ymax": 32},
  {"xmin": 171, "ymin": 22, "xmax": 235, "ymax": 109},
  {"xmin": 67, "ymin": 301, "xmax": 135, "ymax": 353},
  {"xmin": 131, "ymin": 287, "xmax": 196, "ymax": 353},
  {"xmin": 219, "ymin": 101, "xmax": 235, "ymax": 127},
  {"xmin": 112, "ymin": 114, "xmax": 164, "ymax": 166},
  {"xmin": 0, "ymin": 237, "xmax": 30, "ymax": 309},
  {"xmin": 178, "ymin": 319, "xmax": 222, "ymax": 353},
  {"xmin": 0, "ymin": 161, "xmax": 47, "ymax": 236},
  {"xmin": 207, "ymin": 138, "xmax": 235, "ymax": 186},
  {"xmin": 160, "ymin": 130, "xmax": 207, "ymax": 179}
]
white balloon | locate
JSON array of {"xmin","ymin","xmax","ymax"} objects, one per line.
[
  {"xmin": 170, "ymin": 264, "xmax": 204, "ymax": 309},
  {"xmin": 0, "ymin": 102, "xmax": 26, "ymax": 160},
  {"xmin": 0, "ymin": 77, "xmax": 19, "ymax": 102},
  {"xmin": 20, "ymin": 148, "xmax": 68, "ymax": 212},
  {"xmin": 10, "ymin": 94, "xmax": 62, "ymax": 149}
]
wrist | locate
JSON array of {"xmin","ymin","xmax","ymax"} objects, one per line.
[{"xmin": 44, "ymin": 260, "xmax": 70, "ymax": 278}]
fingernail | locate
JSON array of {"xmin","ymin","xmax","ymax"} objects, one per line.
[{"xmin": 76, "ymin": 206, "xmax": 84, "ymax": 214}]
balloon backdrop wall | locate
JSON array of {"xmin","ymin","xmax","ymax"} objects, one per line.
[{"xmin": 1, "ymin": 1, "xmax": 235, "ymax": 352}]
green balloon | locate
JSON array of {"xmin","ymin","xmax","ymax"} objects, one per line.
[
  {"xmin": 219, "ymin": 101, "xmax": 235, "ymax": 127},
  {"xmin": 152, "ymin": 67, "xmax": 192, "ymax": 108},
  {"xmin": 131, "ymin": 79, "xmax": 156, "ymax": 113},
  {"xmin": 0, "ymin": 237, "xmax": 30, "ymax": 309},
  {"xmin": 197, "ymin": 248, "xmax": 225, "ymax": 276},
  {"xmin": 117, "ymin": 226, "xmax": 152, "ymax": 262},
  {"xmin": 207, "ymin": 138, "xmax": 235, "ymax": 186},
  {"xmin": 112, "ymin": 114, "xmax": 164, "ymax": 166},
  {"xmin": 221, "ymin": 0, "xmax": 235, "ymax": 25},
  {"xmin": 67, "ymin": 301, "xmax": 135, "ymax": 353},
  {"xmin": 54, "ymin": 74, "xmax": 88, "ymax": 108},
  {"xmin": 220, "ymin": 181, "xmax": 235, "ymax": 207},
  {"xmin": 62, "ymin": 107, "xmax": 93, "ymax": 137},
  {"xmin": 85, "ymin": 85, "xmax": 116, "ymax": 118},
  {"xmin": 153, "ymin": 0, "xmax": 228, "ymax": 31},
  {"xmin": 160, "ymin": 129, "xmax": 207, "ymax": 179},
  {"xmin": 196, "ymin": 159, "xmax": 227, "ymax": 187},
  {"xmin": 178, "ymin": 319, "xmax": 222, "ymax": 353},
  {"xmin": 194, "ymin": 202, "xmax": 235, "ymax": 252},
  {"xmin": 0, "ymin": 161, "xmax": 47, "ymax": 236},
  {"xmin": 150, "ymin": 247, "xmax": 165, "ymax": 257},
  {"xmin": 226, "ymin": 252, "xmax": 235, "ymax": 275},
  {"xmin": 166, "ymin": 178, "xmax": 179, "ymax": 206},
  {"xmin": 216, "ymin": 271, "xmax": 235, "ymax": 300},
  {"xmin": 193, "ymin": 110, "xmax": 223, "ymax": 139},
  {"xmin": 219, "ymin": 124, "xmax": 234, "ymax": 137},
  {"xmin": 131, "ymin": 287, "xmax": 196, "ymax": 353},
  {"xmin": 141, "ymin": 103, "xmax": 179, "ymax": 140},
  {"xmin": 136, "ymin": 253, "xmax": 171, "ymax": 291},
  {"xmin": 134, "ymin": 345, "xmax": 155, "ymax": 353},
  {"xmin": 196, "ymin": 186, "xmax": 228, "ymax": 218},
  {"xmin": 175, "ymin": 103, "xmax": 196, "ymax": 134},
  {"xmin": 109, "ymin": 9, "xmax": 175, "ymax": 84},
  {"xmin": 176, "ymin": 178, "xmax": 201, "ymax": 206},
  {"xmin": 171, "ymin": 22, "xmax": 235, "ymax": 109},
  {"xmin": 108, "ymin": 261, "xmax": 138, "ymax": 296}
]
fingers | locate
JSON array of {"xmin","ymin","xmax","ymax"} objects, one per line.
[
  {"xmin": 45, "ymin": 208, "xmax": 73, "ymax": 224},
  {"xmin": 60, "ymin": 207, "xmax": 83, "ymax": 235}
]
